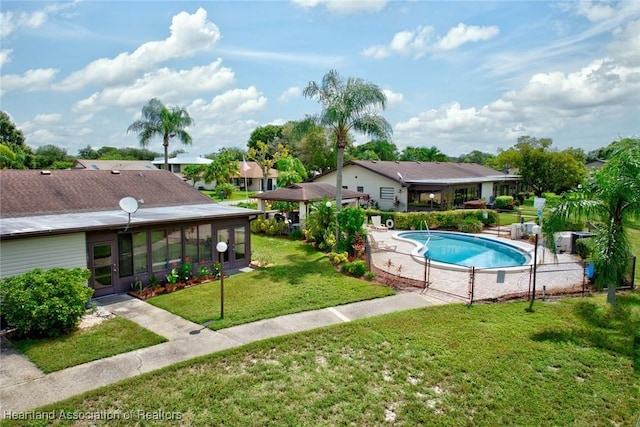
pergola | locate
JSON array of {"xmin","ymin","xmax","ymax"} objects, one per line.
[{"xmin": 252, "ymin": 182, "xmax": 368, "ymax": 228}]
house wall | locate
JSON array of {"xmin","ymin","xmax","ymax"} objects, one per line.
[
  {"xmin": 314, "ymin": 164, "xmax": 401, "ymax": 211},
  {"xmin": 0, "ymin": 233, "xmax": 87, "ymax": 279},
  {"xmin": 481, "ymin": 182, "xmax": 494, "ymax": 201}
]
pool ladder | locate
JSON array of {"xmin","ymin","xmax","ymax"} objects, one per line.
[{"xmin": 421, "ymin": 220, "xmax": 432, "ymax": 254}]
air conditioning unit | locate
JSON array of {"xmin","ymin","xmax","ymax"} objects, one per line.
[{"xmin": 554, "ymin": 232, "xmax": 572, "ymax": 253}]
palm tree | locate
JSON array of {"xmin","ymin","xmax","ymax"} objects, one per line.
[
  {"xmin": 543, "ymin": 138, "xmax": 640, "ymax": 305},
  {"xmin": 127, "ymin": 98, "xmax": 194, "ymax": 170},
  {"xmin": 303, "ymin": 70, "xmax": 392, "ymax": 212}
]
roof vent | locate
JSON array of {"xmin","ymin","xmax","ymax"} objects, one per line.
[
  {"xmin": 40, "ymin": 170, "xmax": 51, "ymax": 175},
  {"xmin": 111, "ymin": 170, "xmax": 121, "ymax": 174}
]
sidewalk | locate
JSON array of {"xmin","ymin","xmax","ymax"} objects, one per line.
[{"xmin": 0, "ymin": 289, "xmax": 457, "ymax": 415}]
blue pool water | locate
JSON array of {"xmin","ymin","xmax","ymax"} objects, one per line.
[{"xmin": 398, "ymin": 231, "xmax": 530, "ymax": 268}]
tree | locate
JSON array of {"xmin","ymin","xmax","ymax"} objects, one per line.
[
  {"xmin": 275, "ymin": 156, "xmax": 308, "ymax": 187},
  {"xmin": 127, "ymin": 98, "xmax": 193, "ymax": 170},
  {"xmin": 35, "ymin": 144, "xmax": 73, "ymax": 169},
  {"xmin": 303, "ymin": 69, "xmax": 392, "ymax": 212},
  {"xmin": 203, "ymin": 149, "xmax": 239, "ymax": 185},
  {"xmin": 349, "ymin": 139, "xmax": 398, "ymax": 161},
  {"xmin": 286, "ymin": 121, "xmax": 335, "ymax": 175},
  {"xmin": 458, "ymin": 150, "xmax": 494, "ymax": 166},
  {"xmin": 399, "ymin": 146, "xmax": 447, "ymax": 162},
  {"xmin": 543, "ymin": 138, "xmax": 640, "ymax": 305},
  {"xmin": 182, "ymin": 164, "xmax": 205, "ymax": 187},
  {"xmin": 0, "ymin": 111, "xmax": 25, "ymax": 146},
  {"xmin": 247, "ymin": 140, "xmax": 288, "ymax": 191},
  {"xmin": 77, "ymin": 145, "xmax": 99, "ymax": 159},
  {"xmin": 247, "ymin": 124, "xmax": 284, "ymax": 152},
  {"xmin": 492, "ymin": 136, "xmax": 586, "ymax": 195}
]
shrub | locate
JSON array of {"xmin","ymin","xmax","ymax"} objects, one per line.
[
  {"xmin": 574, "ymin": 238, "xmax": 594, "ymax": 260},
  {"xmin": 341, "ymin": 260, "xmax": 367, "ymax": 277},
  {"xmin": 328, "ymin": 251, "xmax": 349, "ymax": 265},
  {"xmin": 289, "ymin": 229, "xmax": 304, "ymax": 241},
  {"xmin": 0, "ymin": 267, "xmax": 93, "ymax": 338},
  {"xmin": 457, "ymin": 217, "xmax": 484, "ymax": 233},
  {"xmin": 215, "ymin": 182, "xmax": 236, "ymax": 199},
  {"xmin": 250, "ymin": 217, "xmax": 289, "ymax": 236},
  {"xmin": 495, "ymin": 196, "xmax": 514, "ymax": 210},
  {"xmin": 235, "ymin": 201, "xmax": 258, "ymax": 209},
  {"xmin": 364, "ymin": 271, "xmax": 376, "ymax": 281}
]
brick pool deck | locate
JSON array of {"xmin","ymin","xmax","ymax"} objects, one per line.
[{"xmin": 367, "ymin": 227, "xmax": 587, "ymax": 303}]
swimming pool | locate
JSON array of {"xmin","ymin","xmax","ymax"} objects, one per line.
[{"xmin": 397, "ymin": 231, "xmax": 531, "ymax": 268}]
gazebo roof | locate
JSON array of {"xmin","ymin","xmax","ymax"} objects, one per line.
[{"xmin": 253, "ymin": 182, "xmax": 368, "ymax": 203}]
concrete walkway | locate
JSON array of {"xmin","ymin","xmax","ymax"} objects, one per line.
[{"xmin": 0, "ymin": 288, "xmax": 457, "ymax": 415}]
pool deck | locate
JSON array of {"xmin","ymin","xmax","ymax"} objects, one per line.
[{"xmin": 367, "ymin": 226, "xmax": 586, "ymax": 302}]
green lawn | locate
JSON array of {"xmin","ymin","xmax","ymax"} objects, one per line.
[
  {"xmin": 201, "ymin": 189, "xmax": 258, "ymax": 201},
  {"xmin": 11, "ymin": 317, "xmax": 166, "ymax": 373},
  {"xmin": 148, "ymin": 235, "xmax": 395, "ymax": 330},
  {"xmin": 15, "ymin": 293, "xmax": 639, "ymax": 426}
]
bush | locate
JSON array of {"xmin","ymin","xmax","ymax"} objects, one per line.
[
  {"xmin": 289, "ymin": 229, "xmax": 304, "ymax": 240},
  {"xmin": 457, "ymin": 217, "xmax": 484, "ymax": 233},
  {"xmin": 574, "ymin": 238, "xmax": 594, "ymax": 260},
  {"xmin": 215, "ymin": 183, "xmax": 236, "ymax": 199},
  {"xmin": 0, "ymin": 267, "xmax": 93, "ymax": 338},
  {"xmin": 250, "ymin": 217, "xmax": 289, "ymax": 236},
  {"xmin": 341, "ymin": 260, "xmax": 368, "ymax": 277},
  {"xmin": 495, "ymin": 196, "xmax": 514, "ymax": 210},
  {"xmin": 328, "ymin": 251, "xmax": 349, "ymax": 265}
]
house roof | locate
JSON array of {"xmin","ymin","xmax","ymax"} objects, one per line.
[
  {"xmin": 72, "ymin": 159, "xmax": 158, "ymax": 171},
  {"xmin": 344, "ymin": 160, "xmax": 514, "ymax": 184},
  {"xmin": 151, "ymin": 153, "xmax": 213, "ymax": 165},
  {"xmin": 253, "ymin": 182, "xmax": 367, "ymax": 202},
  {"xmin": 0, "ymin": 169, "xmax": 262, "ymax": 238},
  {"xmin": 0, "ymin": 169, "xmax": 215, "ymax": 217},
  {"xmin": 235, "ymin": 161, "xmax": 278, "ymax": 179}
]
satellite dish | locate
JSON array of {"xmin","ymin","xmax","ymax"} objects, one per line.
[
  {"xmin": 119, "ymin": 197, "xmax": 139, "ymax": 214},
  {"xmin": 397, "ymin": 172, "xmax": 403, "ymax": 180}
]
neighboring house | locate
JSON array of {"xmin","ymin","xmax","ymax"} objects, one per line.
[
  {"xmin": 152, "ymin": 153, "xmax": 214, "ymax": 189},
  {"xmin": 72, "ymin": 159, "xmax": 158, "ymax": 171},
  {"xmin": 586, "ymin": 159, "xmax": 606, "ymax": 169},
  {"xmin": 0, "ymin": 169, "xmax": 262, "ymax": 297},
  {"xmin": 311, "ymin": 160, "xmax": 522, "ymax": 212},
  {"xmin": 232, "ymin": 161, "xmax": 278, "ymax": 192}
]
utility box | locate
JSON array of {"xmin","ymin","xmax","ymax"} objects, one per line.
[
  {"xmin": 511, "ymin": 223, "xmax": 523, "ymax": 240},
  {"xmin": 571, "ymin": 232, "xmax": 594, "ymax": 254},
  {"xmin": 554, "ymin": 232, "xmax": 573, "ymax": 253}
]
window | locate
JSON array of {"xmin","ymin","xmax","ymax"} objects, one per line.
[
  {"xmin": 198, "ymin": 224, "xmax": 212, "ymax": 263},
  {"xmin": 380, "ymin": 187, "xmax": 395, "ymax": 200},
  {"xmin": 357, "ymin": 186, "xmax": 364, "ymax": 193},
  {"xmin": 118, "ymin": 231, "xmax": 148, "ymax": 277},
  {"xmin": 234, "ymin": 226, "xmax": 246, "ymax": 261}
]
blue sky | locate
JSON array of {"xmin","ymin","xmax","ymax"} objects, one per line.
[{"xmin": 1, "ymin": 0, "xmax": 639, "ymax": 158}]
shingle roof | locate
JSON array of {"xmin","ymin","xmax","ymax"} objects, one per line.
[
  {"xmin": 253, "ymin": 182, "xmax": 367, "ymax": 202},
  {"xmin": 0, "ymin": 169, "xmax": 213, "ymax": 218},
  {"xmin": 72, "ymin": 159, "xmax": 158, "ymax": 170},
  {"xmin": 348, "ymin": 160, "xmax": 505, "ymax": 182}
]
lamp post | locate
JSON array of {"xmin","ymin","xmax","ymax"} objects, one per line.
[
  {"xmin": 527, "ymin": 225, "xmax": 541, "ymax": 312},
  {"xmin": 429, "ymin": 193, "xmax": 435, "ymax": 211},
  {"xmin": 216, "ymin": 241, "xmax": 228, "ymax": 319}
]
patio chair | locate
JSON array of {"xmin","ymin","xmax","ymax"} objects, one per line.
[
  {"xmin": 370, "ymin": 215, "xmax": 388, "ymax": 231},
  {"xmin": 368, "ymin": 234, "xmax": 396, "ymax": 252}
]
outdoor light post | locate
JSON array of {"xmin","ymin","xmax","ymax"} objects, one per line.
[
  {"xmin": 429, "ymin": 193, "xmax": 435, "ymax": 211},
  {"xmin": 216, "ymin": 241, "xmax": 228, "ymax": 319},
  {"xmin": 527, "ymin": 225, "xmax": 541, "ymax": 312}
]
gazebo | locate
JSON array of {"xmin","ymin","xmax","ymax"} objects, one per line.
[{"xmin": 253, "ymin": 182, "xmax": 369, "ymax": 229}]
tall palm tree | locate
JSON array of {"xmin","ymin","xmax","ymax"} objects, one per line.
[
  {"xmin": 543, "ymin": 138, "xmax": 640, "ymax": 305},
  {"xmin": 303, "ymin": 70, "xmax": 392, "ymax": 212},
  {"xmin": 127, "ymin": 98, "xmax": 194, "ymax": 170}
]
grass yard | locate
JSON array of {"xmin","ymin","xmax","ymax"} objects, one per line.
[
  {"xmin": 16, "ymin": 293, "xmax": 639, "ymax": 426},
  {"xmin": 10, "ymin": 317, "xmax": 166, "ymax": 373},
  {"xmin": 148, "ymin": 235, "xmax": 395, "ymax": 330},
  {"xmin": 201, "ymin": 190, "xmax": 258, "ymax": 202}
]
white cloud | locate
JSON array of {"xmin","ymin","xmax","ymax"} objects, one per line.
[
  {"xmin": 56, "ymin": 8, "xmax": 221, "ymax": 91},
  {"xmin": 606, "ymin": 19, "xmax": 640, "ymax": 67},
  {"xmin": 291, "ymin": 0, "xmax": 387, "ymax": 15},
  {"xmin": 434, "ymin": 23, "xmax": 500, "ymax": 51},
  {"xmin": 383, "ymin": 89, "xmax": 403, "ymax": 108},
  {"xmin": 0, "ymin": 68, "xmax": 59, "ymax": 95},
  {"xmin": 278, "ymin": 86, "xmax": 301, "ymax": 102},
  {"xmin": 72, "ymin": 60, "xmax": 235, "ymax": 113},
  {"xmin": 33, "ymin": 113, "xmax": 63, "ymax": 124},
  {"xmin": 0, "ymin": 2, "xmax": 78, "ymax": 37},
  {"xmin": 0, "ymin": 49, "xmax": 12, "ymax": 67},
  {"xmin": 575, "ymin": 0, "xmax": 617, "ymax": 22},
  {"xmin": 191, "ymin": 86, "xmax": 267, "ymax": 117},
  {"xmin": 363, "ymin": 23, "xmax": 498, "ymax": 59}
]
